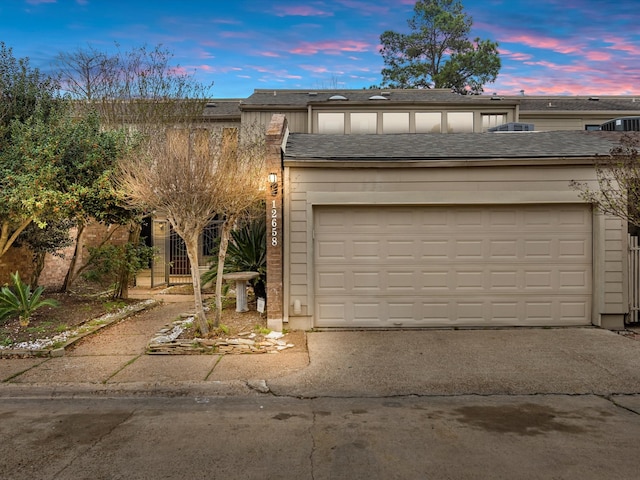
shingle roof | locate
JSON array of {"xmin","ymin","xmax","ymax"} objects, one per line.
[
  {"xmin": 242, "ymin": 89, "xmax": 510, "ymax": 107},
  {"xmin": 284, "ymin": 131, "xmax": 621, "ymax": 161},
  {"xmin": 202, "ymin": 99, "xmax": 242, "ymax": 118},
  {"xmin": 242, "ymin": 89, "xmax": 640, "ymax": 113},
  {"xmin": 518, "ymin": 97, "xmax": 640, "ymax": 112}
]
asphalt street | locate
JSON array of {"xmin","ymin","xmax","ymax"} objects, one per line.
[{"xmin": 1, "ymin": 394, "xmax": 640, "ymax": 480}]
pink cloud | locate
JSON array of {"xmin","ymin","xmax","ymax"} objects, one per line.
[
  {"xmin": 501, "ymin": 34, "xmax": 583, "ymax": 55},
  {"xmin": 290, "ymin": 40, "xmax": 372, "ymax": 55},
  {"xmin": 604, "ymin": 36, "xmax": 640, "ymax": 55},
  {"xmin": 494, "ymin": 67, "xmax": 640, "ymax": 96},
  {"xmin": 262, "ymin": 51, "xmax": 281, "ymax": 58},
  {"xmin": 300, "ymin": 65, "xmax": 330, "ymax": 73},
  {"xmin": 499, "ymin": 48, "xmax": 533, "ymax": 62},
  {"xmin": 585, "ymin": 51, "xmax": 612, "ymax": 61},
  {"xmin": 523, "ymin": 60, "xmax": 591, "ymax": 73},
  {"xmin": 273, "ymin": 6, "xmax": 333, "ymax": 17}
]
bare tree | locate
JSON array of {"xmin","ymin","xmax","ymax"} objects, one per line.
[
  {"xmin": 53, "ymin": 44, "xmax": 214, "ymax": 295},
  {"xmin": 117, "ymin": 125, "xmax": 265, "ymax": 334},
  {"xmin": 571, "ymin": 133, "xmax": 640, "ymax": 227},
  {"xmin": 54, "ymin": 45, "xmax": 118, "ymax": 100}
]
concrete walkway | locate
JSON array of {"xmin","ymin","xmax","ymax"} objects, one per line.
[{"xmin": 1, "ymin": 290, "xmax": 640, "ymax": 401}]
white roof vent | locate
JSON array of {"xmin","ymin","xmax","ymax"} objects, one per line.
[
  {"xmin": 328, "ymin": 95, "xmax": 348, "ymax": 100},
  {"xmin": 369, "ymin": 95, "xmax": 388, "ymax": 100}
]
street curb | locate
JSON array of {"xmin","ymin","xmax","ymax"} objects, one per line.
[
  {"xmin": 0, "ymin": 298, "xmax": 161, "ymax": 359},
  {"xmin": 0, "ymin": 379, "xmax": 265, "ymax": 398}
]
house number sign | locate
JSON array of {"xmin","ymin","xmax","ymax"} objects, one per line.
[{"xmin": 271, "ymin": 200, "xmax": 278, "ymax": 246}]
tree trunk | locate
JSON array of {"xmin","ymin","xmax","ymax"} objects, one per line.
[
  {"xmin": 214, "ymin": 217, "xmax": 234, "ymax": 327},
  {"xmin": 0, "ymin": 218, "xmax": 33, "ymax": 258},
  {"xmin": 61, "ymin": 222, "xmax": 85, "ymax": 292},
  {"xmin": 184, "ymin": 233, "xmax": 209, "ymax": 335},
  {"xmin": 30, "ymin": 251, "xmax": 46, "ymax": 289},
  {"xmin": 114, "ymin": 221, "xmax": 142, "ymax": 299}
]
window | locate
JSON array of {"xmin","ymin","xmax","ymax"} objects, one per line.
[
  {"xmin": 481, "ymin": 114, "xmax": 507, "ymax": 132},
  {"xmin": 350, "ymin": 112, "xmax": 377, "ymax": 134},
  {"xmin": 415, "ymin": 112, "xmax": 442, "ymax": 133},
  {"xmin": 317, "ymin": 113, "xmax": 344, "ymax": 134},
  {"xmin": 383, "ymin": 112, "xmax": 409, "ymax": 133},
  {"xmin": 447, "ymin": 112, "xmax": 474, "ymax": 133},
  {"xmin": 585, "ymin": 124, "xmax": 601, "ymax": 131}
]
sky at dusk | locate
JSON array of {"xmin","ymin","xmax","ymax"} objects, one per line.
[{"xmin": 1, "ymin": 0, "xmax": 638, "ymax": 98}]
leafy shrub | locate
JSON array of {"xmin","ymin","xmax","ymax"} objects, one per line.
[
  {"xmin": 202, "ymin": 218, "xmax": 266, "ymax": 298},
  {"xmin": 0, "ymin": 272, "xmax": 59, "ymax": 327},
  {"xmin": 82, "ymin": 240, "xmax": 155, "ymax": 298}
]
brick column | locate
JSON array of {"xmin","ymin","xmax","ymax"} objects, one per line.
[{"xmin": 265, "ymin": 114, "xmax": 288, "ymax": 331}]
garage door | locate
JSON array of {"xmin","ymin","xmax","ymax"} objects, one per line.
[{"xmin": 314, "ymin": 205, "xmax": 592, "ymax": 327}]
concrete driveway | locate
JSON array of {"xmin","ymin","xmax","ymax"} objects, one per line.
[{"xmin": 269, "ymin": 328, "xmax": 640, "ymax": 398}]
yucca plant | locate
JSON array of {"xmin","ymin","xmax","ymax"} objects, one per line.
[
  {"xmin": 0, "ymin": 272, "xmax": 59, "ymax": 327},
  {"xmin": 202, "ymin": 218, "xmax": 267, "ymax": 299}
]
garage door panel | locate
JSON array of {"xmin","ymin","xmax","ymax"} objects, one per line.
[{"xmin": 314, "ymin": 205, "xmax": 592, "ymax": 327}]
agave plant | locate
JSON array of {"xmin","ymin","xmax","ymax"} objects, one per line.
[
  {"xmin": 202, "ymin": 218, "xmax": 267, "ymax": 299},
  {"xmin": 0, "ymin": 272, "xmax": 59, "ymax": 327}
]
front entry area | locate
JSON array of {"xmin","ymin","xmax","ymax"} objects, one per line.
[{"xmin": 314, "ymin": 204, "xmax": 592, "ymax": 328}]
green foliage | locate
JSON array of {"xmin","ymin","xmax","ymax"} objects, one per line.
[
  {"xmin": 0, "ymin": 272, "xmax": 59, "ymax": 326},
  {"xmin": 379, "ymin": 0, "xmax": 500, "ymax": 94},
  {"xmin": 0, "ymin": 42, "xmax": 60, "ymax": 139},
  {"xmin": 0, "ymin": 46, "xmax": 138, "ymax": 258},
  {"xmin": 82, "ymin": 240, "xmax": 156, "ymax": 298},
  {"xmin": 15, "ymin": 219, "xmax": 74, "ymax": 257},
  {"xmin": 202, "ymin": 217, "xmax": 267, "ymax": 298}
]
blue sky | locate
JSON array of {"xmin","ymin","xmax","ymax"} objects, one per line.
[{"xmin": 1, "ymin": 0, "xmax": 639, "ymax": 98}]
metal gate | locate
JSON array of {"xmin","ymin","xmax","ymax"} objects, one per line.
[
  {"xmin": 150, "ymin": 219, "xmax": 169, "ymax": 287},
  {"xmin": 150, "ymin": 219, "xmax": 222, "ymax": 287},
  {"xmin": 629, "ymin": 234, "xmax": 640, "ymax": 323}
]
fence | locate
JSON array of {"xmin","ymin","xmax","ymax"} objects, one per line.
[
  {"xmin": 629, "ymin": 234, "xmax": 640, "ymax": 323},
  {"xmin": 149, "ymin": 219, "xmax": 222, "ymax": 287}
]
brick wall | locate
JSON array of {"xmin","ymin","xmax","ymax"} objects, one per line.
[
  {"xmin": 0, "ymin": 221, "xmax": 130, "ymax": 290},
  {"xmin": 265, "ymin": 114, "xmax": 287, "ymax": 331}
]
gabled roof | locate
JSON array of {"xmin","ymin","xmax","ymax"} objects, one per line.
[{"xmin": 284, "ymin": 131, "xmax": 620, "ymax": 162}]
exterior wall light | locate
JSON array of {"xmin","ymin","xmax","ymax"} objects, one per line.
[{"xmin": 268, "ymin": 172, "xmax": 278, "ymax": 196}]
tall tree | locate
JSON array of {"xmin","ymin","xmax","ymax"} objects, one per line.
[
  {"xmin": 53, "ymin": 44, "xmax": 214, "ymax": 295},
  {"xmin": 117, "ymin": 125, "xmax": 265, "ymax": 334},
  {"xmin": 0, "ymin": 42, "xmax": 61, "ymax": 258},
  {"xmin": 379, "ymin": 0, "xmax": 500, "ymax": 94},
  {"xmin": 571, "ymin": 133, "xmax": 640, "ymax": 228}
]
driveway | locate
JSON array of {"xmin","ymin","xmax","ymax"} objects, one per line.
[{"xmin": 269, "ymin": 328, "xmax": 640, "ymax": 397}]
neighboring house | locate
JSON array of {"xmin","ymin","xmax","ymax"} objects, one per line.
[
  {"xmin": 239, "ymin": 89, "xmax": 640, "ymax": 134},
  {"xmin": 252, "ymin": 89, "xmax": 640, "ymax": 332}
]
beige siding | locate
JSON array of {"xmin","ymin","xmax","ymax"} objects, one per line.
[
  {"xmin": 241, "ymin": 111, "xmax": 307, "ymax": 132},
  {"xmin": 604, "ymin": 216, "xmax": 627, "ymax": 311},
  {"xmin": 519, "ymin": 115, "xmax": 620, "ymax": 131},
  {"xmin": 284, "ymin": 164, "xmax": 625, "ymax": 326}
]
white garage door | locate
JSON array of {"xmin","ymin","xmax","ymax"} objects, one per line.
[{"xmin": 314, "ymin": 205, "xmax": 592, "ymax": 327}]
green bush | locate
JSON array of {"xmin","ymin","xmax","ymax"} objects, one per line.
[
  {"xmin": 82, "ymin": 240, "xmax": 156, "ymax": 298},
  {"xmin": 0, "ymin": 272, "xmax": 59, "ymax": 327}
]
